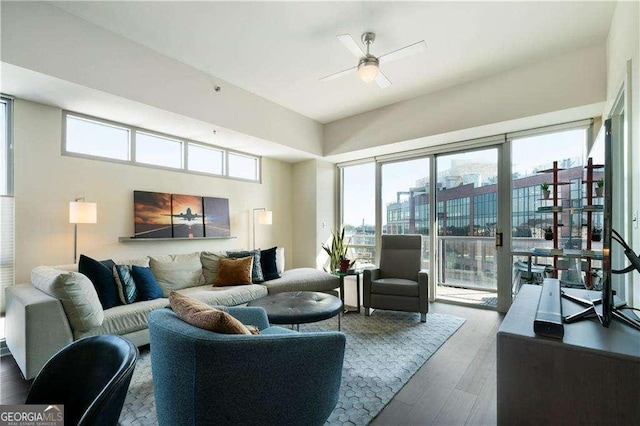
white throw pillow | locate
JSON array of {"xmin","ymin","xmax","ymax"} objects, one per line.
[
  {"xmin": 149, "ymin": 252, "xmax": 204, "ymax": 296},
  {"xmin": 113, "ymin": 257, "xmax": 150, "ymax": 268},
  {"xmin": 200, "ymin": 251, "xmax": 228, "ymax": 284},
  {"xmin": 31, "ymin": 266, "xmax": 104, "ymax": 331},
  {"xmin": 276, "ymin": 247, "xmax": 285, "ymax": 274}
]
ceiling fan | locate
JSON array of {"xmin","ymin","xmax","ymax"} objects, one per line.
[{"xmin": 320, "ymin": 32, "xmax": 427, "ymax": 88}]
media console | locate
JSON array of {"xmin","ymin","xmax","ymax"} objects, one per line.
[{"xmin": 497, "ymin": 283, "xmax": 640, "ymax": 425}]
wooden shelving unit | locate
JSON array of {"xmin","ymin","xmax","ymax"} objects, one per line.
[
  {"xmin": 536, "ymin": 161, "xmax": 568, "ymax": 278},
  {"xmin": 582, "ymin": 157, "xmax": 604, "ymax": 287}
]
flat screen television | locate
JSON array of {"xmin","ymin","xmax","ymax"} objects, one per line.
[{"xmin": 580, "ymin": 118, "xmax": 640, "ymax": 330}]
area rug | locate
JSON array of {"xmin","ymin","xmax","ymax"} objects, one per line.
[{"xmin": 119, "ymin": 310, "xmax": 465, "ymax": 425}]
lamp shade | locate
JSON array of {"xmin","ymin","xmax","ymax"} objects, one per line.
[
  {"xmin": 69, "ymin": 201, "xmax": 97, "ymax": 224},
  {"xmin": 257, "ymin": 210, "xmax": 273, "ymax": 225},
  {"xmin": 358, "ymin": 63, "xmax": 379, "ymax": 83}
]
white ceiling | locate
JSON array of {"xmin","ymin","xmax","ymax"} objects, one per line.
[{"xmin": 52, "ymin": 1, "xmax": 616, "ymax": 124}]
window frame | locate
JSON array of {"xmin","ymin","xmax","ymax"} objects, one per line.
[
  {"xmin": 1, "ymin": 96, "xmax": 14, "ymax": 196},
  {"xmin": 62, "ymin": 110, "xmax": 261, "ymax": 183}
]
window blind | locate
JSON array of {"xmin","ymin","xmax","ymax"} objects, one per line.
[{"xmin": 0, "ymin": 195, "xmax": 14, "ymax": 315}]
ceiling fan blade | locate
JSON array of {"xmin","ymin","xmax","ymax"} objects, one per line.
[
  {"xmin": 319, "ymin": 66, "xmax": 357, "ymax": 82},
  {"xmin": 378, "ymin": 40, "xmax": 427, "ymax": 65},
  {"xmin": 375, "ymin": 71, "xmax": 392, "ymax": 89},
  {"xmin": 337, "ymin": 34, "xmax": 365, "ymax": 58}
]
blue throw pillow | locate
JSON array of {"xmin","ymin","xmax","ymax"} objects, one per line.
[
  {"xmin": 113, "ymin": 265, "xmax": 138, "ymax": 304},
  {"xmin": 131, "ymin": 265, "xmax": 163, "ymax": 301},
  {"xmin": 78, "ymin": 254, "xmax": 121, "ymax": 309},
  {"xmin": 260, "ymin": 246, "xmax": 280, "ymax": 281},
  {"xmin": 227, "ymin": 249, "xmax": 264, "ymax": 283}
]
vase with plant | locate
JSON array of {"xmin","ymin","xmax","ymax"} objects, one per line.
[
  {"xmin": 322, "ymin": 227, "xmax": 354, "ymax": 273},
  {"xmin": 544, "ymin": 226, "xmax": 554, "ymax": 241},
  {"xmin": 540, "ymin": 183, "xmax": 551, "ymax": 199},
  {"xmin": 595, "ymin": 178, "xmax": 604, "ymax": 197},
  {"xmin": 591, "ymin": 227, "xmax": 602, "ymax": 242}
]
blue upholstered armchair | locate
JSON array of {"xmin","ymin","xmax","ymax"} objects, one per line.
[{"xmin": 148, "ymin": 307, "xmax": 346, "ymax": 426}]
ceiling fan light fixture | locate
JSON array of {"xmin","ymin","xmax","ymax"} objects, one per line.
[{"xmin": 358, "ymin": 56, "xmax": 379, "ymax": 83}]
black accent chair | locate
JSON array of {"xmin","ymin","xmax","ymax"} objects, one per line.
[{"xmin": 26, "ymin": 335, "xmax": 138, "ymax": 426}]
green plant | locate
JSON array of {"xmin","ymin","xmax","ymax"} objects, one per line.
[
  {"xmin": 321, "ymin": 227, "xmax": 354, "ymax": 272},
  {"xmin": 596, "ymin": 178, "xmax": 604, "ymax": 188},
  {"xmin": 544, "ymin": 226, "xmax": 553, "ymax": 234},
  {"xmin": 540, "ymin": 183, "xmax": 550, "ymax": 191}
]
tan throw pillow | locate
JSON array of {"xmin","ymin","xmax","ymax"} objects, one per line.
[
  {"xmin": 200, "ymin": 251, "xmax": 228, "ymax": 284},
  {"xmin": 149, "ymin": 253, "xmax": 204, "ymax": 296},
  {"xmin": 213, "ymin": 256, "xmax": 253, "ymax": 287},
  {"xmin": 169, "ymin": 291, "xmax": 252, "ymax": 335}
]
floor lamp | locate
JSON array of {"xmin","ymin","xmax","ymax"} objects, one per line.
[
  {"xmin": 252, "ymin": 208, "xmax": 272, "ymax": 249},
  {"xmin": 69, "ymin": 197, "xmax": 97, "ymax": 264}
]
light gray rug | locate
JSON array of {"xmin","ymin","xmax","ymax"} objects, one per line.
[{"xmin": 119, "ymin": 310, "xmax": 465, "ymax": 425}]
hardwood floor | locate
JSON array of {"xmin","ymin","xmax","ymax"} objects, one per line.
[
  {"xmin": 0, "ymin": 302, "xmax": 502, "ymax": 425},
  {"xmin": 373, "ymin": 302, "xmax": 503, "ymax": 426}
]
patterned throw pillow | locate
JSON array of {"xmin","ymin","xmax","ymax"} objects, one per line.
[
  {"xmin": 169, "ymin": 292, "xmax": 254, "ymax": 335},
  {"xmin": 213, "ymin": 256, "xmax": 254, "ymax": 287},
  {"xmin": 113, "ymin": 265, "xmax": 138, "ymax": 304},
  {"xmin": 227, "ymin": 249, "xmax": 264, "ymax": 283}
]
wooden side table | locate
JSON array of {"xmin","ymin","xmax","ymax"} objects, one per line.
[{"xmin": 333, "ymin": 270, "xmax": 362, "ymax": 314}]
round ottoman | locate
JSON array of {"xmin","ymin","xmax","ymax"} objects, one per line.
[{"xmin": 247, "ymin": 291, "xmax": 342, "ymax": 330}]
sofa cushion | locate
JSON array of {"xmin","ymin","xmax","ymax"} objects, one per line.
[
  {"xmin": 227, "ymin": 249, "xmax": 264, "ymax": 283},
  {"xmin": 200, "ymin": 251, "xmax": 228, "ymax": 284},
  {"xmin": 214, "ymin": 257, "xmax": 253, "ymax": 287},
  {"xmin": 178, "ymin": 284, "xmax": 268, "ymax": 306},
  {"xmin": 73, "ymin": 297, "xmax": 169, "ymax": 340},
  {"xmin": 260, "ymin": 247, "xmax": 280, "ymax": 281},
  {"xmin": 371, "ymin": 278, "xmax": 419, "ymax": 297},
  {"xmin": 131, "ymin": 266, "xmax": 164, "ymax": 301},
  {"xmin": 263, "ymin": 268, "xmax": 340, "ymax": 294},
  {"xmin": 149, "ymin": 253, "xmax": 204, "ymax": 296},
  {"xmin": 78, "ymin": 255, "xmax": 120, "ymax": 309},
  {"xmin": 169, "ymin": 291, "xmax": 252, "ymax": 335},
  {"xmin": 32, "ymin": 266, "xmax": 104, "ymax": 332},
  {"xmin": 113, "ymin": 265, "xmax": 138, "ymax": 304}
]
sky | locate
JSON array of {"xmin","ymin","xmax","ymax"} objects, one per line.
[{"xmin": 342, "ymin": 128, "xmax": 586, "ymax": 227}]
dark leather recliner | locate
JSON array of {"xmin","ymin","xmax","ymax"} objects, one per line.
[
  {"xmin": 363, "ymin": 234, "xmax": 429, "ymax": 322},
  {"xmin": 26, "ymin": 335, "xmax": 138, "ymax": 426}
]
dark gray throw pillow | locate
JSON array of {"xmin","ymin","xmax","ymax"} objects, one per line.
[
  {"xmin": 260, "ymin": 246, "xmax": 280, "ymax": 281},
  {"xmin": 227, "ymin": 249, "xmax": 264, "ymax": 283},
  {"xmin": 78, "ymin": 254, "xmax": 121, "ymax": 309}
]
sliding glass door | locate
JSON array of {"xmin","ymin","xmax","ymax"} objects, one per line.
[{"xmin": 435, "ymin": 147, "xmax": 500, "ymax": 308}]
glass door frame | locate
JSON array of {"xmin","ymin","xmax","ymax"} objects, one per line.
[{"xmin": 427, "ymin": 138, "xmax": 512, "ymax": 312}]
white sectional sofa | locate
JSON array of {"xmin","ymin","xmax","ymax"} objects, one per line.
[{"xmin": 5, "ymin": 249, "xmax": 339, "ymax": 379}]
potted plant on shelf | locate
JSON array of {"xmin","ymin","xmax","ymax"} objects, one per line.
[
  {"xmin": 544, "ymin": 226, "xmax": 554, "ymax": 241},
  {"xmin": 541, "ymin": 183, "xmax": 551, "ymax": 199},
  {"xmin": 595, "ymin": 179, "xmax": 604, "ymax": 197},
  {"xmin": 322, "ymin": 227, "xmax": 354, "ymax": 273},
  {"xmin": 591, "ymin": 227, "xmax": 602, "ymax": 242}
]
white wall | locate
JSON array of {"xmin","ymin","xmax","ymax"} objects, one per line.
[
  {"xmin": 292, "ymin": 160, "xmax": 317, "ymax": 268},
  {"xmin": 13, "ymin": 99, "xmax": 293, "ymax": 282},
  {"xmin": 606, "ymin": 1, "xmax": 639, "ymax": 307},
  {"xmin": 1, "ymin": 1, "xmax": 323, "ymax": 156},
  {"xmin": 291, "ymin": 159, "xmax": 335, "ymax": 269},
  {"xmin": 324, "ymin": 45, "xmax": 606, "ymax": 156}
]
